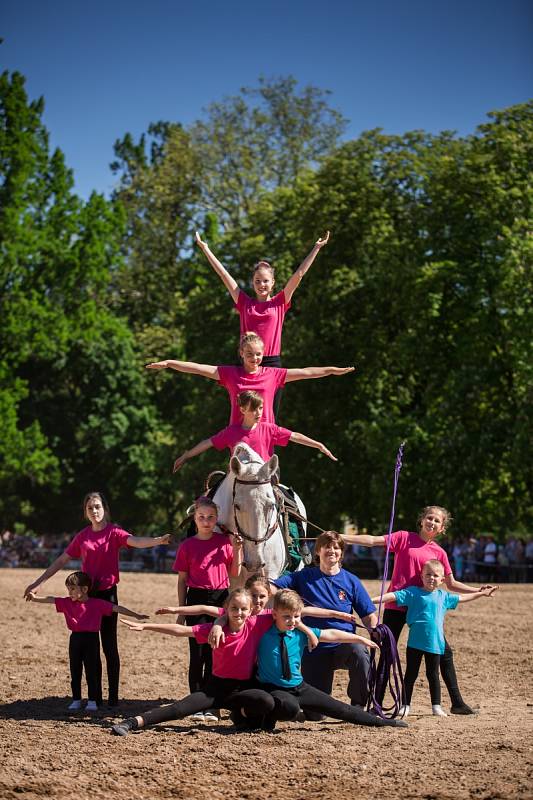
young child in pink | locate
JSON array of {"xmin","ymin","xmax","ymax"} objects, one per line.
[
  {"xmin": 24, "ymin": 491, "xmax": 170, "ymax": 707},
  {"xmin": 146, "ymin": 331, "xmax": 354, "ymax": 425},
  {"xmin": 172, "ymin": 390, "xmax": 337, "ymax": 472},
  {"xmin": 26, "ymin": 571, "xmax": 147, "ymax": 711},
  {"xmin": 173, "ymin": 496, "xmax": 243, "ymax": 719}
]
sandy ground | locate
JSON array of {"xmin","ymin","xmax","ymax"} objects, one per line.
[{"xmin": 1, "ymin": 568, "xmax": 532, "ymax": 800}]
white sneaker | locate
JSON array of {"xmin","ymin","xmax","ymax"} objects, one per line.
[
  {"xmin": 190, "ymin": 712, "xmax": 205, "ymax": 721},
  {"xmin": 68, "ymin": 700, "xmax": 82, "ymax": 711},
  {"xmin": 203, "ymin": 710, "xmax": 220, "ymax": 722},
  {"xmin": 85, "ymin": 700, "xmax": 98, "ymax": 711},
  {"xmin": 432, "ymin": 704, "xmax": 447, "ymax": 717},
  {"xmin": 398, "ymin": 705, "xmax": 410, "ymax": 718}
]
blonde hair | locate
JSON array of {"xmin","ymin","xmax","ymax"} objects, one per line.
[
  {"xmin": 422, "ymin": 558, "xmax": 445, "ymax": 574},
  {"xmin": 244, "ymin": 574, "xmax": 271, "ymax": 594},
  {"xmin": 239, "ymin": 332, "xmax": 264, "ymax": 353},
  {"xmin": 417, "ymin": 506, "xmax": 452, "ymax": 534},
  {"xmin": 224, "ymin": 588, "xmax": 252, "ymax": 608},
  {"xmin": 273, "ymin": 589, "xmax": 304, "ymax": 613}
]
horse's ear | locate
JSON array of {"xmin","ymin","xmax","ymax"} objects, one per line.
[
  {"xmin": 230, "ymin": 455, "xmax": 243, "ymax": 475},
  {"xmin": 258, "ymin": 454, "xmax": 278, "ymax": 482}
]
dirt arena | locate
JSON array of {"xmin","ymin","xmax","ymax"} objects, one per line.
[{"xmin": 1, "ymin": 569, "xmax": 532, "ymax": 800}]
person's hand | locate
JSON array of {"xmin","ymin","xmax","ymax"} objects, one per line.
[
  {"xmin": 315, "ymin": 231, "xmax": 330, "ymax": 248},
  {"xmin": 306, "ymin": 630, "xmax": 319, "ymax": 651},
  {"xmin": 172, "ymin": 453, "xmax": 188, "ymax": 473},
  {"xmin": 330, "ymin": 366, "xmax": 355, "ymax": 376},
  {"xmin": 480, "ymin": 585, "xmax": 499, "ymax": 596},
  {"xmin": 155, "ymin": 606, "xmax": 178, "ymax": 615},
  {"xmin": 135, "ymin": 613, "xmax": 150, "ymax": 621},
  {"xmin": 24, "ymin": 582, "xmax": 39, "ymax": 599},
  {"xmin": 195, "ymin": 231, "xmax": 208, "ymax": 250},
  {"xmin": 146, "ymin": 361, "xmax": 169, "ymax": 370},
  {"xmin": 320, "ymin": 445, "xmax": 338, "ymax": 462},
  {"xmin": 120, "ymin": 618, "xmax": 145, "ymax": 632},
  {"xmin": 365, "ymin": 638, "xmax": 380, "ymax": 651},
  {"xmin": 208, "ymin": 625, "xmax": 225, "ymax": 649},
  {"xmin": 158, "ymin": 534, "xmax": 171, "ymax": 545},
  {"xmin": 26, "ymin": 591, "xmax": 37, "ymax": 602},
  {"xmin": 229, "ymin": 533, "xmax": 243, "ymax": 549}
]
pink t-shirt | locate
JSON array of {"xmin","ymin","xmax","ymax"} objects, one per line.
[
  {"xmin": 385, "ymin": 531, "xmax": 453, "ymax": 611},
  {"xmin": 235, "ymin": 291, "xmax": 291, "ymax": 357},
  {"xmin": 217, "ymin": 365, "xmax": 287, "ymax": 424},
  {"xmin": 211, "ymin": 422, "xmax": 292, "ymax": 461},
  {"xmin": 193, "ymin": 613, "xmax": 273, "ymax": 679},
  {"xmin": 173, "ymin": 534, "xmax": 234, "ymax": 590},
  {"xmin": 65, "ymin": 524, "xmax": 131, "ymax": 590},
  {"xmin": 55, "ymin": 597, "xmax": 114, "ymax": 632}
]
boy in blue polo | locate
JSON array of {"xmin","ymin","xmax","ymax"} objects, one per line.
[{"xmin": 250, "ymin": 589, "xmax": 408, "ymax": 730}]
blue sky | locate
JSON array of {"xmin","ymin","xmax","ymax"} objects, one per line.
[{"xmin": 3, "ymin": 0, "xmax": 532, "ymax": 199}]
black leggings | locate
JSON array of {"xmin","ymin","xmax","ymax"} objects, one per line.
[
  {"xmin": 259, "ymin": 681, "xmax": 396, "ymax": 727},
  {"xmin": 69, "ymin": 632, "xmax": 100, "ymax": 701},
  {"xmin": 139, "ymin": 676, "xmax": 274, "ymax": 728},
  {"xmin": 404, "ymin": 647, "xmax": 441, "ymax": 705},
  {"xmin": 382, "ymin": 608, "xmax": 465, "ymax": 707},
  {"xmin": 90, "ymin": 586, "xmax": 119, "ymax": 705},
  {"xmin": 185, "ymin": 587, "xmax": 228, "ymax": 693}
]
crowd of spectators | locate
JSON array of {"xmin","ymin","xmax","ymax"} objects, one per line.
[{"xmin": 2, "ymin": 527, "xmax": 533, "ymax": 582}]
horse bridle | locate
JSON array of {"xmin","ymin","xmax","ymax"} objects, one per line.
[{"xmin": 231, "ymin": 476, "xmax": 280, "ymax": 545}]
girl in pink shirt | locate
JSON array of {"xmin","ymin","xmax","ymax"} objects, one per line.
[
  {"xmin": 343, "ymin": 505, "xmax": 499, "ymax": 715},
  {"xmin": 146, "ymin": 331, "xmax": 354, "ymax": 425},
  {"xmin": 110, "ymin": 588, "xmax": 278, "ymax": 736},
  {"xmin": 172, "ymin": 390, "xmax": 337, "ymax": 472},
  {"xmin": 24, "ymin": 491, "xmax": 170, "ymax": 707},
  {"xmin": 26, "ymin": 571, "xmax": 147, "ymax": 711},
  {"xmin": 195, "ymin": 230, "xmax": 330, "ymax": 360},
  {"xmin": 173, "ymin": 497, "xmax": 243, "ymax": 715}
]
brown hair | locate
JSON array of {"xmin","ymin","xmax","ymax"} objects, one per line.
[
  {"xmin": 244, "ymin": 574, "xmax": 271, "ymax": 594},
  {"xmin": 417, "ymin": 506, "xmax": 452, "ymax": 534},
  {"xmin": 223, "ymin": 588, "xmax": 252, "ymax": 608},
  {"xmin": 253, "ymin": 261, "xmax": 275, "ymax": 278},
  {"xmin": 237, "ymin": 390, "xmax": 264, "ymax": 412},
  {"xmin": 65, "ymin": 571, "xmax": 92, "ymax": 591},
  {"xmin": 273, "ymin": 589, "xmax": 304, "ymax": 613},
  {"xmin": 314, "ymin": 530, "xmax": 345, "ymax": 564},
  {"xmin": 194, "ymin": 496, "xmax": 219, "ymax": 514},
  {"xmin": 82, "ymin": 492, "xmax": 111, "ymax": 524}
]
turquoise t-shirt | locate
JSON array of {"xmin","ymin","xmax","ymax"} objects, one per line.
[
  {"xmin": 393, "ymin": 587, "xmax": 460, "ymax": 655},
  {"xmin": 257, "ymin": 625, "xmax": 322, "ymax": 688}
]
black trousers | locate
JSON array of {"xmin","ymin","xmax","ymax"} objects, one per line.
[
  {"xmin": 301, "ymin": 642, "xmax": 371, "ymax": 706},
  {"xmin": 404, "ymin": 647, "xmax": 442, "ymax": 705},
  {"xmin": 90, "ymin": 586, "xmax": 119, "ymax": 705},
  {"xmin": 69, "ymin": 631, "xmax": 100, "ymax": 701},
  {"xmin": 259, "ymin": 680, "xmax": 394, "ymax": 727},
  {"xmin": 382, "ymin": 608, "xmax": 465, "ymax": 707},
  {"xmin": 185, "ymin": 587, "xmax": 229, "ymax": 694},
  {"xmin": 139, "ymin": 676, "xmax": 274, "ymax": 727}
]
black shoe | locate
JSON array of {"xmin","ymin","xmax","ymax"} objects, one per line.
[
  {"xmin": 384, "ymin": 718, "xmax": 408, "ymax": 728},
  {"xmin": 111, "ymin": 718, "xmax": 136, "ymax": 736},
  {"xmin": 295, "ymin": 710, "xmax": 307, "ymax": 722},
  {"xmin": 302, "ymin": 710, "xmax": 325, "ymax": 722},
  {"xmin": 261, "ymin": 715, "xmax": 276, "ymax": 732},
  {"xmin": 450, "ymin": 704, "xmax": 478, "ymax": 715},
  {"xmin": 229, "ymin": 709, "xmax": 248, "ymax": 730}
]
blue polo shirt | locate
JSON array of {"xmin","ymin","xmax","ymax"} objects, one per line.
[
  {"xmin": 394, "ymin": 586, "xmax": 460, "ymax": 655},
  {"xmin": 273, "ymin": 567, "xmax": 375, "ymax": 649},
  {"xmin": 257, "ymin": 625, "xmax": 322, "ymax": 688}
]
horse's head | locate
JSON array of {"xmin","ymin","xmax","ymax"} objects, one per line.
[{"xmin": 230, "ymin": 447, "xmax": 280, "ymax": 576}]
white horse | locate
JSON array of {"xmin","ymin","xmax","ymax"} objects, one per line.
[{"xmin": 211, "ymin": 443, "xmax": 307, "ymax": 583}]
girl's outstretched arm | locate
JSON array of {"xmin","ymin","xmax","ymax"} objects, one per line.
[
  {"xmin": 25, "ymin": 593, "xmax": 56, "ymax": 604},
  {"xmin": 120, "ymin": 619, "xmax": 195, "ymax": 637},
  {"xmin": 289, "ymin": 431, "xmax": 337, "ymax": 461},
  {"xmin": 444, "ymin": 574, "xmax": 499, "ymax": 594},
  {"xmin": 145, "ymin": 360, "xmax": 219, "ymax": 380},
  {"xmin": 318, "ymin": 629, "xmax": 380, "ymax": 650},
  {"xmin": 23, "ymin": 552, "xmax": 71, "ymax": 598},
  {"xmin": 285, "ymin": 366, "xmax": 355, "ymax": 383},
  {"xmin": 156, "ymin": 604, "xmax": 221, "ymax": 617},
  {"xmin": 342, "ymin": 534, "xmax": 387, "ymax": 548},
  {"xmin": 127, "ymin": 534, "xmax": 171, "ymax": 549},
  {"xmin": 283, "ymin": 231, "xmax": 330, "ymax": 303},
  {"xmin": 114, "ymin": 603, "xmax": 149, "ymax": 621},
  {"xmin": 173, "ymin": 438, "xmax": 213, "ymax": 473},
  {"xmin": 196, "ymin": 232, "xmax": 240, "ymax": 303}
]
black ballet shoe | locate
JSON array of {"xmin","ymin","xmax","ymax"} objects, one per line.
[
  {"xmin": 111, "ymin": 718, "xmax": 137, "ymax": 736},
  {"xmin": 450, "ymin": 704, "xmax": 478, "ymax": 715}
]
